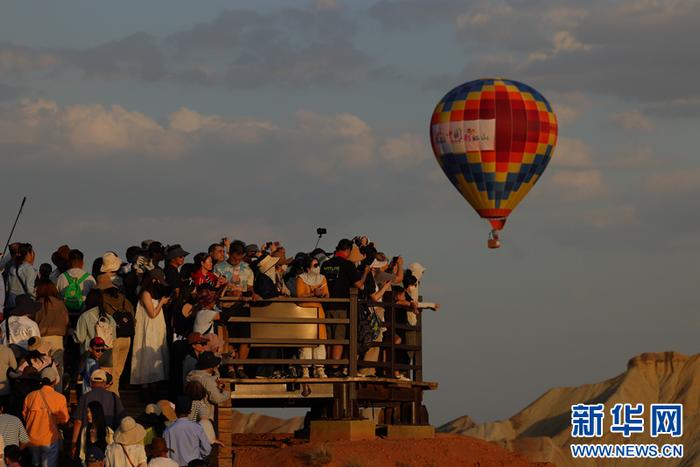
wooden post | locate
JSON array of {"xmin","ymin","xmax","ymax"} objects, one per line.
[
  {"xmin": 348, "ymin": 288, "xmax": 358, "ymax": 377},
  {"xmin": 214, "ymin": 398, "xmax": 233, "ymax": 467},
  {"xmin": 389, "ymin": 296, "xmax": 396, "ymax": 378},
  {"xmin": 415, "ymin": 311, "xmax": 423, "ymax": 382}
]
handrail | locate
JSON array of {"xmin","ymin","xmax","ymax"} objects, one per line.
[{"xmin": 217, "ymin": 287, "xmax": 424, "ymax": 382}]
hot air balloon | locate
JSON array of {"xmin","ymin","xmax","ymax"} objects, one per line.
[{"xmin": 430, "ymin": 78, "xmax": 557, "ymax": 248}]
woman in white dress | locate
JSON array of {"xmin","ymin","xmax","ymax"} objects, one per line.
[{"xmin": 130, "ymin": 270, "xmax": 170, "ymax": 394}]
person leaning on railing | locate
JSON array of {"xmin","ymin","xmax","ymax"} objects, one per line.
[{"xmin": 294, "ymin": 255, "xmax": 329, "ymax": 378}]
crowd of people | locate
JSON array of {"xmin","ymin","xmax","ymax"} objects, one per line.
[{"xmin": 0, "ymin": 235, "xmax": 436, "ymax": 466}]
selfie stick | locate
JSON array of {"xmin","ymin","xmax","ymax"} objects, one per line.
[
  {"xmin": 314, "ymin": 230, "xmax": 325, "ymax": 250},
  {"xmin": 1, "ymin": 197, "xmax": 26, "ymax": 259}
]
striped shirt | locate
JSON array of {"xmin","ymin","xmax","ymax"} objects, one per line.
[{"xmin": 0, "ymin": 414, "xmax": 29, "ymax": 446}]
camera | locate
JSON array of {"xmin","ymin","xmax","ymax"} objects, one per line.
[{"xmin": 316, "ymin": 228, "xmax": 327, "ymax": 235}]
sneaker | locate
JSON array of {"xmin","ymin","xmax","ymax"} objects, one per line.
[
  {"xmin": 235, "ymin": 368, "xmax": 249, "ymax": 379},
  {"xmin": 314, "ymin": 368, "xmax": 327, "ymax": 378},
  {"xmin": 301, "ymin": 368, "xmax": 310, "ymax": 378},
  {"xmin": 395, "ymin": 374, "xmax": 410, "ymax": 381},
  {"xmin": 271, "ymin": 370, "xmax": 284, "ymax": 379},
  {"xmin": 287, "ymin": 366, "xmax": 300, "ymax": 378}
]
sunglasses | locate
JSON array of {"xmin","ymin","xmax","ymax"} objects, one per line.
[{"xmin": 92, "ymin": 348, "xmax": 105, "ymax": 353}]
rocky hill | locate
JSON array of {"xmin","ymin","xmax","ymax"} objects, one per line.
[{"xmin": 440, "ymin": 352, "xmax": 699, "ymax": 466}]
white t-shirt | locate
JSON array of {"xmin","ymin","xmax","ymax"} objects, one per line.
[
  {"xmin": 56, "ymin": 268, "xmax": 96, "ymax": 297},
  {"xmin": 105, "ymin": 443, "xmax": 147, "ymax": 467},
  {"xmin": 0, "ymin": 316, "xmax": 41, "ymax": 349},
  {"xmin": 193, "ymin": 309, "xmax": 218, "ymax": 335},
  {"xmin": 148, "ymin": 457, "xmax": 178, "ymax": 467}
]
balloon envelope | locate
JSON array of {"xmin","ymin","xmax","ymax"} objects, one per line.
[{"xmin": 430, "ymin": 78, "xmax": 557, "ymax": 231}]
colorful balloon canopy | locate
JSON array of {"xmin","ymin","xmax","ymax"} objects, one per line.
[{"xmin": 429, "ymin": 78, "xmax": 557, "ymax": 247}]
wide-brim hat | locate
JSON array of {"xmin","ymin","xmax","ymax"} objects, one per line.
[
  {"xmin": 28, "ymin": 337, "xmax": 53, "ymax": 355},
  {"xmin": 409, "ymin": 262, "xmax": 426, "ymax": 280},
  {"xmin": 256, "ymin": 254, "xmax": 279, "ymax": 274},
  {"xmin": 165, "ymin": 244, "xmax": 189, "ymax": 261},
  {"xmin": 143, "ymin": 269, "xmax": 168, "ymax": 287},
  {"xmin": 157, "ymin": 400, "xmax": 177, "ymax": 422},
  {"xmin": 114, "ymin": 416, "xmax": 146, "ymax": 445},
  {"xmin": 13, "ymin": 295, "xmax": 42, "ymax": 316},
  {"xmin": 195, "ymin": 351, "xmax": 222, "ymax": 370},
  {"xmin": 100, "ymin": 251, "xmax": 121, "ymax": 273}
]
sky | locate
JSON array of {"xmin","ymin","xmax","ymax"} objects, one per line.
[{"xmin": 1, "ymin": 0, "xmax": 700, "ymax": 426}]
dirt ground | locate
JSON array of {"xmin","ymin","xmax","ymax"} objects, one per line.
[{"xmin": 231, "ymin": 433, "xmax": 554, "ymax": 467}]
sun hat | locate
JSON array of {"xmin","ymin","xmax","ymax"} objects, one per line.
[
  {"xmin": 255, "ymin": 254, "xmax": 279, "ymax": 275},
  {"xmin": 100, "ymin": 252, "xmax": 121, "ymax": 273},
  {"xmin": 195, "ymin": 351, "xmax": 222, "ymax": 370},
  {"xmin": 143, "ymin": 268, "xmax": 168, "ymax": 286},
  {"xmin": 114, "ymin": 416, "xmax": 146, "ymax": 445},
  {"xmin": 12, "ymin": 295, "xmax": 42, "ymax": 316},
  {"xmin": 157, "ymin": 400, "xmax": 177, "ymax": 422},
  {"xmin": 245, "ymin": 243, "xmax": 260, "ymax": 255},
  {"xmin": 165, "ymin": 244, "xmax": 189, "ymax": 261},
  {"xmin": 28, "ymin": 337, "xmax": 53, "ymax": 355},
  {"xmin": 409, "ymin": 262, "xmax": 426, "ymax": 281},
  {"xmin": 147, "ymin": 241, "xmax": 165, "ymax": 256}
]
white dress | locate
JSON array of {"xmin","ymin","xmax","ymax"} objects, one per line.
[{"xmin": 130, "ymin": 298, "xmax": 169, "ymax": 385}]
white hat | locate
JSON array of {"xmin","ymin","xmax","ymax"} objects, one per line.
[
  {"xmin": 409, "ymin": 262, "xmax": 426, "ymax": 280},
  {"xmin": 100, "ymin": 251, "xmax": 121, "ymax": 273},
  {"xmin": 256, "ymin": 254, "xmax": 279, "ymax": 274}
]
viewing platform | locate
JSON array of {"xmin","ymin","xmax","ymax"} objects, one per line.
[{"xmin": 211, "ymin": 289, "xmax": 438, "ymax": 465}]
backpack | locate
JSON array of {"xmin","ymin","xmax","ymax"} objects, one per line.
[
  {"xmin": 95, "ymin": 312, "xmax": 114, "ymax": 348},
  {"xmin": 113, "ymin": 307, "xmax": 135, "ymax": 338},
  {"xmin": 63, "ymin": 272, "xmax": 89, "ymax": 312}
]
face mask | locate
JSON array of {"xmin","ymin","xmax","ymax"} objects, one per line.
[{"xmin": 310, "ymin": 266, "xmax": 321, "ymax": 275}]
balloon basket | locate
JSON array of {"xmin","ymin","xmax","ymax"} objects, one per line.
[{"xmin": 487, "ymin": 230, "xmax": 501, "ymax": 249}]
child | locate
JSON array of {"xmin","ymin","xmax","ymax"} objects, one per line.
[
  {"xmin": 80, "ymin": 337, "xmax": 106, "ymax": 394},
  {"xmin": 4, "ymin": 444, "xmax": 21, "ymax": 467}
]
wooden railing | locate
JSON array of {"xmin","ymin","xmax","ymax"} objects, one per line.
[{"xmin": 217, "ymin": 288, "xmax": 424, "ymax": 381}]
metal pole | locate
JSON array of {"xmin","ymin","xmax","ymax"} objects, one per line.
[{"xmin": 1, "ymin": 197, "xmax": 26, "ymax": 258}]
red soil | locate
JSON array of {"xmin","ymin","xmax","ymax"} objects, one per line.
[{"xmin": 231, "ymin": 433, "xmax": 554, "ymax": 467}]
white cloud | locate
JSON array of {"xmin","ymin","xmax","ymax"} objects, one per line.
[
  {"xmin": 610, "ymin": 110, "xmax": 653, "ymax": 131},
  {"xmin": 456, "ymin": 4, "xmax": 513, "ymax": 28},
  {"xmin": 552, "ymin": 30, "xmax": 592, "ymax": 54},
  {"xmin": 553, "ymin": 137, "xmax": 595, "ymax": 168},
  {"xmin": 643, "ymin": 168, "xmax": 700, "ymax": 193},
  {"xmin": 0, "ymin": 98, "xmax": 387, "ymax": 175},
  {"xmin": 547, "ymin": 169, "xmax": 606, "ymax": 200},
  {"xmin": 380, "ymin": 132, "xmax": 429, "ymax": 167},
  {"xmin": 548, "ymin": 91, "xmax": 590, "ymax": 124}
]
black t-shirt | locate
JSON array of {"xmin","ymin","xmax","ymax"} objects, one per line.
[
  {"xmin": 321, "ymin": 256, "xmax": 361, "ymax": 300},
  {"xmin": 164, "ymin": 264, "xmax": 181, "ymax": 291}
]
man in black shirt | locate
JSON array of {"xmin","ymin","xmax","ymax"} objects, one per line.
[{"xmin": 321, "ymin": 239, "xmax": 369, "ymax": 376}]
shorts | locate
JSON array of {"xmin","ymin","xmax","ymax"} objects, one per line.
[{"xmin": 325, "ymin": 308, "xmax": 348, "ymax": 340}]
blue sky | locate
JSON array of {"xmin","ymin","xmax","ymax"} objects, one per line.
[{"xmin": 2, "ymin": 0, "xmax": 700, "ymax": 425}]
